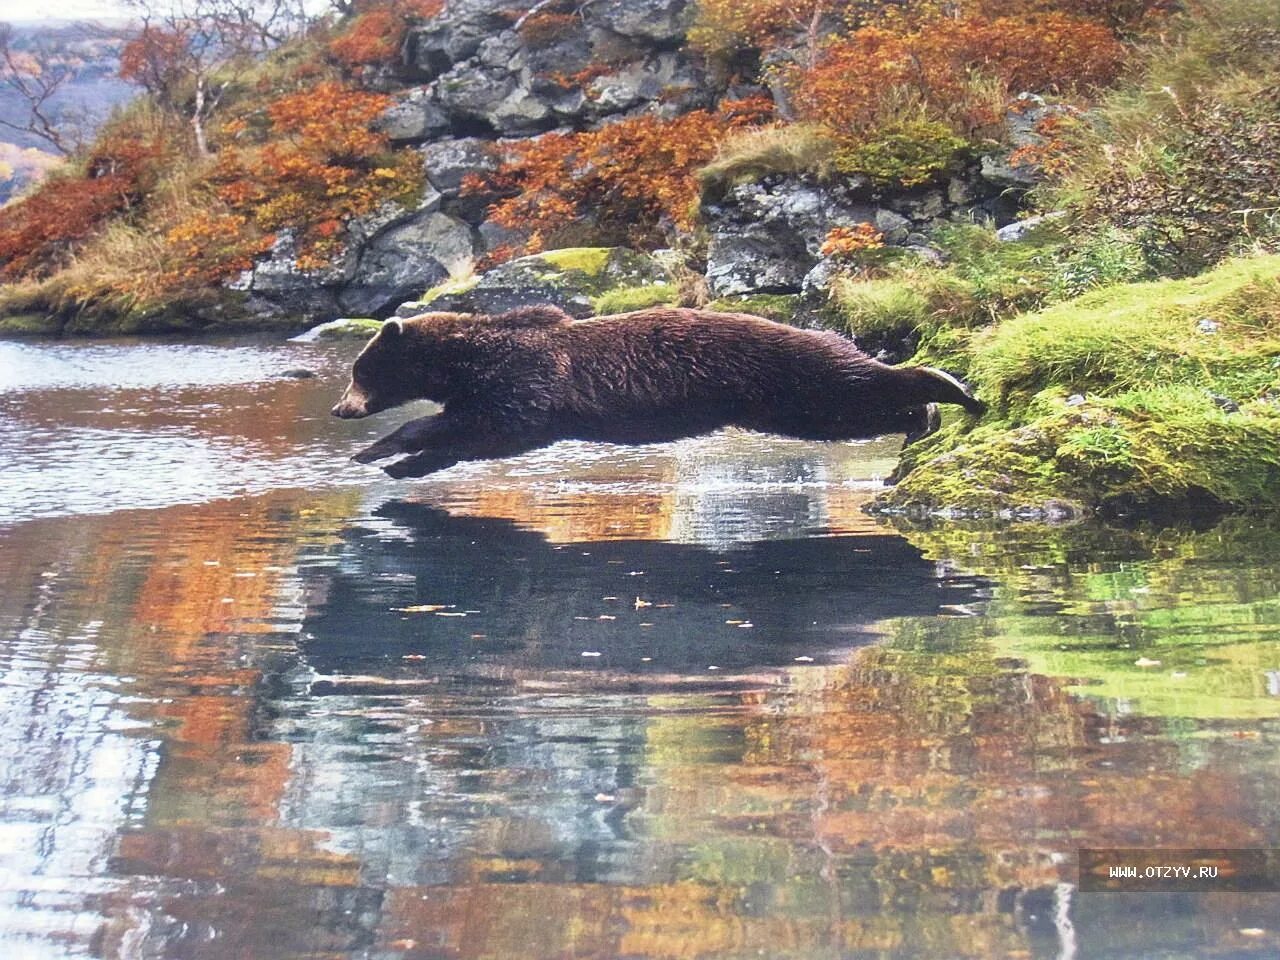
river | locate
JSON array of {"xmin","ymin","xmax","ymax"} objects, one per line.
[{"xmin": 1, "ymin": 335, "xmax": 1277, "ymax": 959}]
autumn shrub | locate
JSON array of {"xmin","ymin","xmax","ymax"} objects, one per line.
[
  {"xmin": 161, "ymin": 81, "xmax": 418, "ymax": 282},
  {"xmin": 473, "ymin": 98, "xmax": 774, "ymax": 255},
  {"xmin": 1045, "ymin": 0, "xmax": 1280, "ymax": 275},
  {"xmin": 328, "ymin": 0, "xmax": 443, "ymax": 67},
  {"xmin": 791, "ymin": 14, "xmax": 1127, "ymax": 144},
  {"xmin": 1075, "ymin": 90, "xmax": 1280, "ymax": 274},
  {"xmin": 0, "ymin": 114, "xmax": 180, "ymax": 280}
]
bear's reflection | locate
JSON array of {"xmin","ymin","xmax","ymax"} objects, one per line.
[{"xmin": 300, "ymin": 503, "xmax": 985, "ymax": 677}]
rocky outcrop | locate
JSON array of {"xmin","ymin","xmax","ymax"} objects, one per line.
[
  {"xmin": 211, "ymin": 0, "xmax": 1056, "ymax": 328},
  {"xmin": 397, "ymin": 247, "xmax": 669, "ymax": 318}
]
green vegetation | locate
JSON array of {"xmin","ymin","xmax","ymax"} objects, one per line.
[
  {"xmin": 705, "ymin": 294, "xmax": 802, "ymax": 323},
  {"xmin": 1045, "ymin": 0, "xmax": 1280, "ymax": 275},
  {"xmin": 697, "ymin": 124, "xmax": 836, "ymax": 201},
  {"xmin": 832, "ymin": 117, "xmax": 969, "ymax": 187},
  {"xmin": 592, "ymin": 283, "xmax": 677, "ymax": 315},
  {"xmin": 896, "ymin": 515, "xmax": 1280, "ymax": 720},
  {"xmin": 875, "ymin": 254, "xmax": 1280, "ymax": 516}
]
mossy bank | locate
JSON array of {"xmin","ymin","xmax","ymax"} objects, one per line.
[{"xmin": 873, "ymin": 254, "xmax": 1280, "ymax": 518}]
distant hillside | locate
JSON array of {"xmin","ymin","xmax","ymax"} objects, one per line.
[{"xmin": 0, "ymin": 20, "xmax": 134, "ymax": 203}]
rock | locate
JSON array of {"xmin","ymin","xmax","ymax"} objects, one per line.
[
  {"xmin": 377, "ymin": 86, "xmax": 451, "ymax": 144},
  {"xmin": 585, "ymin": 0, "xmax": 691, "ymax": 42},
  {"xmin": 400, "ymin": 0, "xmax": 514, "ymax": 80},
  {"xmin": 278, "ymin": 368, "xmax": 317, "ymax": 378},
  {"xmin": 289, "ymin": 317, "xmax": 385, "ymax": 342},
  {"xmin": 245, "ymin": 230, "xmax": 356, "ymax": 293},
  {"xmin": 995, "ymin": 211, "xmax": 1066, "ymax": 242},
  {"xmin": 478, "ymin": 218, "xmax": 527, "ymax": 254},
  {"xmin": 586, "ymin": 52, "xmax": 707, "ymax": 116},
  {"xmin": 421, "ymin": 247, "xmax": 667, "ymax": 317},
  {"xmin": 421, "ymin": 137, "xmax": 501, "ymax": 196},
  {"xmin": 801, "ymin": 259, "xmax": 840, "ymax": 298},
  {"xmin": 1197, "ymin": 317, "xmax": 1222, "ymax": 334},
  {"xmin": 339, "ymin": 211, "xmax": 475, "ymax": 316},
  {"xmin": 980, "ymin": 152, "xmax": 1040, "ymax": 189},
  {"xmin": 874, "ymin": 209, "xmax": 912, "ymax": 244},
  {"xmin": 703, "ymin": 178, "xmax": 876, "ymax": 296}
]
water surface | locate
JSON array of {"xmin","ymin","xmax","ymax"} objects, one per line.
[{"xmin": 1, "ymin": 336, "xmax": 1277, "ymax": 959}]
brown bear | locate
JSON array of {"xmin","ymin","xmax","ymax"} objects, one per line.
[{"xmin": 332, "ymin": 305, "xmax": 984, "ymax": 478}]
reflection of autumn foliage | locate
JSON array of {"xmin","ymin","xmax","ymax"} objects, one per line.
[
  {"xmin": 328, "ymin": 0, "xmax": 444, "ymax": 67},
  {"xmin": 473, "ymin": 98, "xmax": 774, "ymax": 255}
]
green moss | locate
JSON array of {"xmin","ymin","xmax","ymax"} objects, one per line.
[
  {"xmin": 833, "ymin": 118, "xmax": 968, "ymax": 187},
  {"xmin": 289, "ymin": 317, "xmax": 383, "ymax": 341},
  {"xmin": 706, "ymin": 294, "xmax": 801, "ymax": 323},
  {"xmin": 0, "ymin": 312, "xmax": 63, "ymax": 336},
  {"xmin": 877, "ymin": 253, "xmax": 1280, "ymax": 516},
  {"xmin": 536, "ymin": 247, "xmax": 614, "ymax": 277},
  {"xmin": 420, "ymin": 274, "xmax": 479, "ymax": 305},
  {"xmin": 592, "ymin": 283, "xmax": 677, "ymax": 314}
]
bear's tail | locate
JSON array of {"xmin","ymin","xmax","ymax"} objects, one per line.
[{"xmin": 903, "ymin": 366, "xmax": 986, "ymax": 416}]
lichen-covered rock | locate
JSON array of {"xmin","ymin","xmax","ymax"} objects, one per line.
[
  {"xmin": 421, "ymin": 137, "xmax": 500, "ymax": 196},
  {"xmin": 703, "ymin": 179, "xmax": 876, "ymax": 296},
  {"xmin": 585, "ymin": 0, "xmax": 691, "ymax": 42},
  {"xmin": 419, "ymin": 247, "xmax": 668, "ymax": 317},
  {"xmin": 289, "ymin": 317, "xmax": 384, "ymax": 342},
  {"xmin": 339, "ymin": 211, "xmax": 474, "ymax": 316},
  {"xmin": 377, "ymin": 86, "xmax": 451, "ymax": 143}
]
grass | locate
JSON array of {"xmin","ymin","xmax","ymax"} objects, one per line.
[
  {"xmin": 876, "ymin": 253, "xmax": 1280, "ymax": 516},
  {"xmin": 697, "ymin": 124, "xmax": 836, "ymax": 202},
  {"xmin": 593, "ymin": 283, "xmax": 677, "ymax": 314}
]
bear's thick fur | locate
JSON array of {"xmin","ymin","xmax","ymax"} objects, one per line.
[{"xmin": 332, "ymin": 306, "xmax": 984, "ymax": 478}]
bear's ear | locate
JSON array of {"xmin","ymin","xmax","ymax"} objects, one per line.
[{"xmin": 380, "ymin": 318, "xmax": 403, "ymax": 341}]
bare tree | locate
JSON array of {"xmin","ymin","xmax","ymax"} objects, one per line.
[
  {"xmin": 119, "ymin": 0, "xmax": 315, "ymax": 156},
  {"xmin": 0, "ymin": 23, "xmax": 85, "ymax": 155}
]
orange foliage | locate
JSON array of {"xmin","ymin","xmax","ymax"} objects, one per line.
[
  {"xmin": 165, "ymin": 81, "xmax": 418, "ymax": 282},
  {"xmin": 475, "ymin": 98, "xmax": 774, "ymax": 255},
  {"xmin": 328, "ymin": 0, "xmax": 443, "ymax": 67},
  {"xmin": 0, "ymin": 128, "xmax": 172, "ymax": 279},
  {"xmin": 118, "ymin": 24, "xmax": 190, "ymax": 98},
  {"xmin": 820, "ymin": 223, "xmax": 884, "ymax": 259},
  {"xmin": 791, "ymin": 13, "xmax": 1127, "ymax": 139}
]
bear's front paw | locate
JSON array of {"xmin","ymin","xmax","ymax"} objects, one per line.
[{"xmin": 353, "ymin": 437, "xmax": 401, "ymax": 463}]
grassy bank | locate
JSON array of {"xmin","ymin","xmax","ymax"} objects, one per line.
[{"xmin": 870, "ymin": 254, "xmax": 1280, "ymax": 517}]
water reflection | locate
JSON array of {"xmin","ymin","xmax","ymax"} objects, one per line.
[{"xmin": 0, "ymin": 339, "xmax": 1278, "ymax": 959}]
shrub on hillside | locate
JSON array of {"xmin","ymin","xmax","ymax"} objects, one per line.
[
  {"xmin": 0, "ymin": 118, "xmax": 179, "ymax": 280},
  {"xmin": 328, "ymin": 0, "xmax": 443, "ymax": 67},
  {"xmin": 472, "ymin": 98, "xmax": 774, "ymax": 255}
]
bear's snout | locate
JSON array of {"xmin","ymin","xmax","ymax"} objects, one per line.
[{"xmin": 331, "ymin": 384, "xmax": 372, "ymax": 419}]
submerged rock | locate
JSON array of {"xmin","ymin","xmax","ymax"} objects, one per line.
[{"xmin": 289, "ymin": 317, "xmax": 384, "ymax": 342}]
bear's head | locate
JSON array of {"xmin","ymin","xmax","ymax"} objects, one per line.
[{"xmin": 331, "ymin": 315, "xmax": 463, "ymax": 419}]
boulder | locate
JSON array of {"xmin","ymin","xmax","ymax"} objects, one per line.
[
  {"xmin": 289, "ymin": 317, "xmax": 384, "ymax": 342},
  {"xmin": 584, "ymin": 0, "xmax": 691, "ymax": 42},
  {"xmin": 421, "ymin": 137, "xmax": 501, "ymax": 196},
  {"xmin": 338, "ymin": 211, "xmax": 475, "ymax": 316},
  {"xmin": 377, "ymin": 86, "xmax": 451, "ymax": 144},
  {"xmin": 703, "ymin": 179, "xmax": 877, "ymax": 296},
  {"xmin": 418, "ymin": 247, "xmax": 668, "ymax": 317}
]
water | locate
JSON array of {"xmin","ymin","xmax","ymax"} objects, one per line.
[{"xmin": 1, "ymin": 336, "xmax": 1278, "ymax": 959}]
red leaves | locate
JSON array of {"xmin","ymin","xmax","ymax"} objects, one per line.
[
  {"xmin": 328, "ymin": 0, "xmax": 443, "ymax": 67},
  {"xmin": 475, "ymin": 99, "xmax": 774, "ymax": 257}
]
